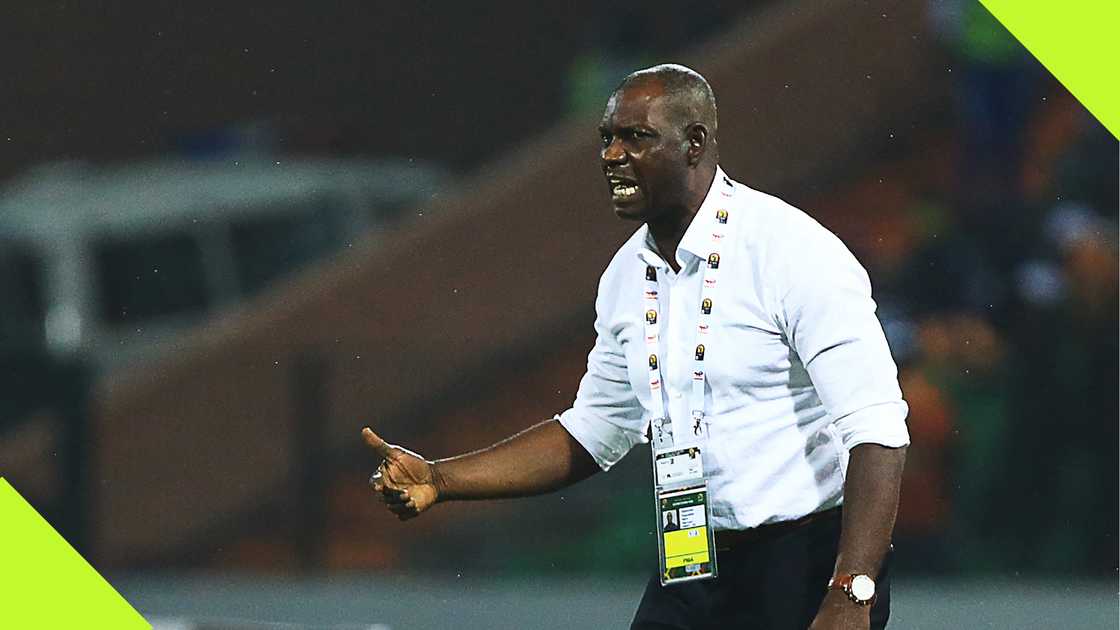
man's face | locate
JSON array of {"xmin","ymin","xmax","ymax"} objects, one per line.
[{"xmin": 599, "ymin": 81, "xmax": 690, "ymax": 221}]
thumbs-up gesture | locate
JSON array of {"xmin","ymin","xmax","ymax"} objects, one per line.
[{"xmin": 362, "ymin": 427, "xmax": 440, "ymax": 520}]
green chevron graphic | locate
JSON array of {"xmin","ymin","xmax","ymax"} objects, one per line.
[
  {"xmin": 980, "ymin": 0, "xmax": 1119, "ymax": 139},
  {"xmin": 0, "ymin": 478, "xmax": 149, "ymax": 629}
]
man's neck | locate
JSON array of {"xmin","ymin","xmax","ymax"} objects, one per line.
[
  {"xmin": 647, "ymin": 207, "xmax": 697, "ymax": 273},
  {"xmin": 646, "ymin": 166, "xmax": 717, "ymax": 273}
]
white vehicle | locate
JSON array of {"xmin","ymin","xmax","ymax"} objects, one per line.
[{"xmin": 0, "ymin": 157, "xmax": 445, "ymax": 370}]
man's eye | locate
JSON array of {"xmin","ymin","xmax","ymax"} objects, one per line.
[{"xmin": 601, "ymin": 134, "xmax": 611, "ymax": 146}]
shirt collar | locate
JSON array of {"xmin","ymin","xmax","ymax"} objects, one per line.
[{"xmin": 637, "ymin": 166, "xmax": 731, "ymax": 269}]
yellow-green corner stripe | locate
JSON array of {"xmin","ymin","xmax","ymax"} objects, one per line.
[
  {"xmin": 0, "ymin": 478, "xmax": 149, "ymax": 629},
  {"xmin": 980, "ymin": 0, "xmax": 1120, "ymax": 139}
]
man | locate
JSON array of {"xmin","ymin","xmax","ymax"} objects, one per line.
[
  {"xmin": 664, "ymin": 510, "xmax": 681, "ymax": 532},
  {"xmin": 363, "ymin": 64, "xmax": 908, "ymax": 629}
]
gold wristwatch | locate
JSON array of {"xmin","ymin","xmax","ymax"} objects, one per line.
[{"xmin": 828, "ymin": 573, "xmax": 876, "ymax": 606}]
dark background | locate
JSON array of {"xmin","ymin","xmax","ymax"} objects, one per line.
[{"xmin": 0, "ymin": 1, "xmax": 747, "ymax": 176}]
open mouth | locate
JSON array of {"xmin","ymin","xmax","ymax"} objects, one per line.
[{"xmin": 608, "ymin": 177, "xmax": 641, "ymax": 202}]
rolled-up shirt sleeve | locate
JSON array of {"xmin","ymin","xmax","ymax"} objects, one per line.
[
  {"xmin": 778, "ymin": 218, "xmax": 911, "ymax": 450},
  {"xmin": 557, "ymin": 275, "xmax": 647, "ymax": 471}
]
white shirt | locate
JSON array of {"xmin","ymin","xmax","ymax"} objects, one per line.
[{"xmin": 558, "ymin": 167, "xmax": 910, "ymax": 531}]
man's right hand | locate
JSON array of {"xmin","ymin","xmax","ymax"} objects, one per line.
[{"xmin": 362, "ymin": 427, "xmax": 441, "ymax": 520}]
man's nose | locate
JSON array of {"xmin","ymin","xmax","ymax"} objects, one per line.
[{"xmin": 601, "ymin": 138, "xmax": 627, "ymax": 165}]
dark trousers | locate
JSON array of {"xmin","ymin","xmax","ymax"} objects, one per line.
[{"xmin": 630, "ymin": 509, "xmax": 891, "ymax": 629}]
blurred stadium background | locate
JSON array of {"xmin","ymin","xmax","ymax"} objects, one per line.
[{"xmin": 1, "ymin": 1, "xmax": 1116, "ymax": 628}]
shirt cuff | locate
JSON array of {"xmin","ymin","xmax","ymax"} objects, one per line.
[
  {"xmin": 832, "ymin": 401, "xmax": 911, "ymax": 450},
  {"xmin": 555, "ymin": 410, "xmax": 643, "ymax": 471}
]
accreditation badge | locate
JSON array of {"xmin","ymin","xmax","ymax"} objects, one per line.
[
  {"xmin": 655, "ymin": 482, "xmax": 718, "ymax": 585},
  {"xmin": 654, "ymin": 446, "xmax": 704, "ymax": 486}
]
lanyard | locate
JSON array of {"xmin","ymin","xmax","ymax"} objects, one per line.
[{"xmin": 643, "ymin": 205, "xmax": 730, "ymax": 448}]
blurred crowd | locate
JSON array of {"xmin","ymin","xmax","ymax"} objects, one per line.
[{"xmin": 847, "ymin": 2, "xmax": 1118, "ymax": 576}]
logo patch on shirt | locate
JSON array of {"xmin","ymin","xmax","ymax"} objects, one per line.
[
  {"xmin": 707, "ymin": 253, "xmax": 720, "ymax": 269},
  {"xmin": 694, "ymin": 345, "xmax": 706, "ymax": 361},
  {"xmin": 649, "ymin": 354, "xmax": 659, "ymax": 370},
  {"xmin": 715, "ymin": 209, "xmax": 728, "ymax": 223},
  {"xmin": 646, "ymin": 309, "xmax": 657, "ymax": 325},
  {"xmin": 701, "ymin": 298, "xmax": 713, "ymax": 314}
]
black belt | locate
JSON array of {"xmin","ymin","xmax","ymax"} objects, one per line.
[{"xmin": 714, "ymin": 506, "xmax": 841, "ymax": 551}]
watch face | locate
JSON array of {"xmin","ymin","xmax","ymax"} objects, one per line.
[{"xmin": 850, "ymin": 575, "xmax": 875, "ymax": 601}]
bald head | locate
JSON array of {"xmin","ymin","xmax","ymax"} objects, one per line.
[
  {"xmin": 599, "ymin": 63, "xmax": 720, "ymax": 225},
  {"xmin": 614, "ymin": 64, "xmax": 718, "ymax": 138}
]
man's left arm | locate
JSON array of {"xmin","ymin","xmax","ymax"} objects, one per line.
[
  {"xmin": 778, "ymin": 216, "xmax": 911, "ymax": 629},
  {"xmin": 811, "ymin": 443, "xmax": 906, "ymax": 628},
  {"xmin": 835, "ymin": 443, "xmax": 907, "ymax": 579}
]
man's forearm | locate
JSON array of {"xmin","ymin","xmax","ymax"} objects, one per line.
[
  {"xmin": 833, "ymin": 443, "xmax": 907, "ymax": 578},
  {"xmin": 431, "ymin": 419, "xmax": 601, "ymax": 502}
]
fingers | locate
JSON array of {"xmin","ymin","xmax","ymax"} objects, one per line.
[
  {"xmin": 370, "ymin": 482, "xmax": 418, "ymax": 517},
  {"xmin": 379, "ymin": 488, "xmax": 410, "ymax": 505},
  {"xmin": 387, "ymin": 496, "xmax": 417, "ymax": 512},
  {"xmin": 364, "ymin": 447, "xmax": 422, "ymax": 521},
  {"xmin": 361, "ymin": 427, "xmax": 396, "ymax": 460},
  {"xmin": 368, "ymin": 470, "xmax": 414, "ymax": 508},
  {"xmin": 369, "ymin": 469, "xmax": 406, "ymax": 495},
  {"xmin": 369, "ymin": 471, "xmax": 393, "ymax": 494},
  {"xmin": 382, "ymin": 491, "xmax": 418, "ymax": 518}
]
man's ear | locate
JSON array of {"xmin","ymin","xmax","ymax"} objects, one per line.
[{"xmin": 686, "ymin": 123, "xmax": 709, "ymax": 166}]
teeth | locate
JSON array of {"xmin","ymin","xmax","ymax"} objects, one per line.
[{"xmin": 613, "ymin": 184, "xmax": 639, "ymax": 197}]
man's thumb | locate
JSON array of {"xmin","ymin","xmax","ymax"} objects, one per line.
[{"xmin": 361, "ymin": 427, "xmax": 396, "ymax": 459}]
